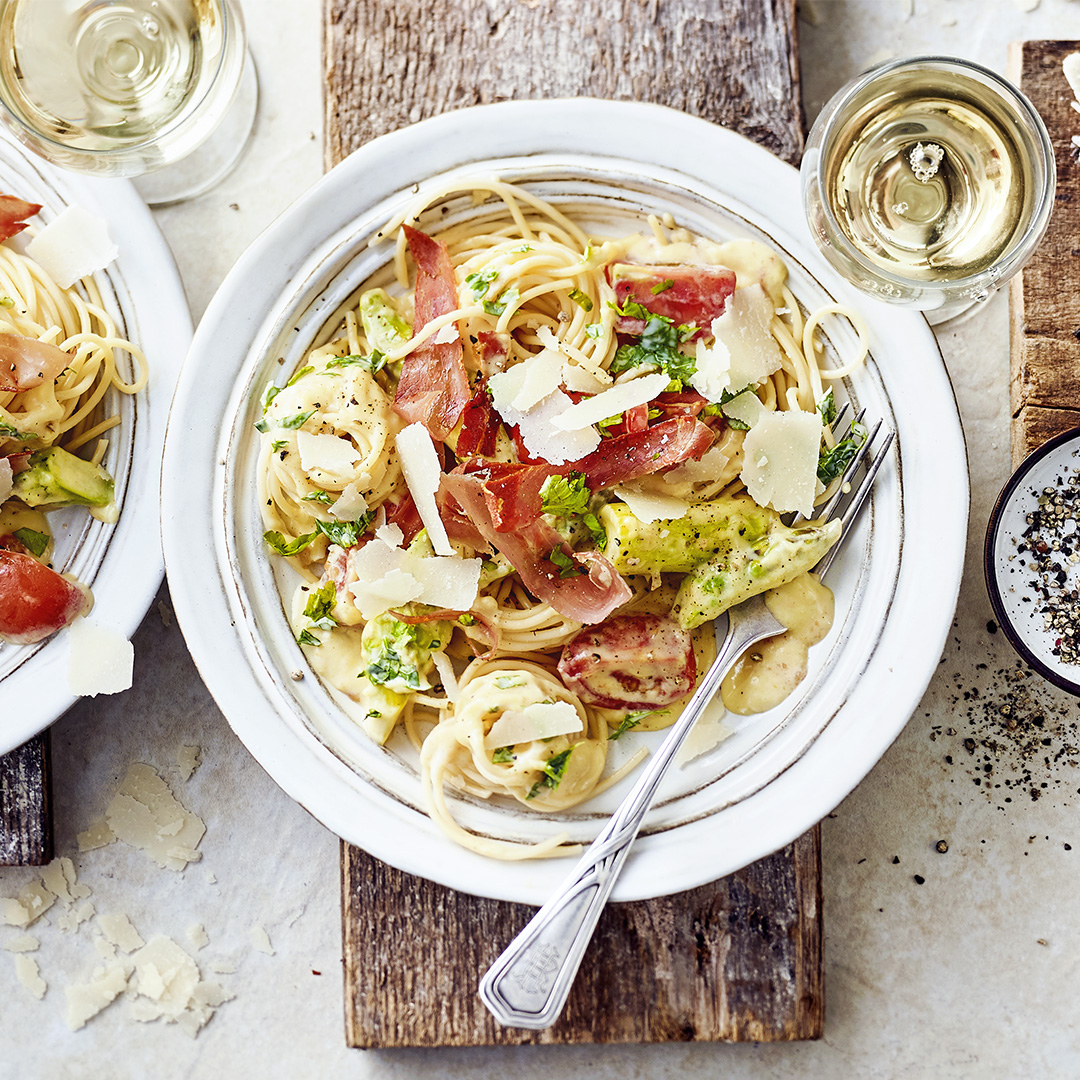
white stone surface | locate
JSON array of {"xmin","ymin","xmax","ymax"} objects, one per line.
[{"xmin": 5, "ymin": 0, "xmax": 1080, "ymax": 1076}]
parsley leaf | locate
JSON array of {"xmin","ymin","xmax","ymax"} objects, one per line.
[
  {"xmin": 302, "ymin": 489, "xmax": 332, "ymax": 504},
  {"xmin": 465, "ymin": 269, "xmax": 499, "ymax": 299},
  {"xmin": 492, "ymin": 746, "xmax": 515, "ymax": 764},
  {"xmin": 12, "ymin": 527, "xmax": 49, "ymax": 558},
  {"xmin": 609, "ymin": 300, "xmax": 697, "ymax": 384},
  {"xmin": 314, "ymin": 511, "xmax": 375, "ymax": 549},
  {"xmin": 286, "ymin": 365, "xmax": 314, "ymax": 387},
  {"xmin": 528, "ymin": 747, "xmax": 574, "ymax": 798},
  {"xmin": 297, "ymin": 629, "xmax": 321, "ymax": 647},
  {"xmin": 608, "ymin": 710, "xmax": 653, "ymax": 740},
  {"xmin": 549, "ymin": 547, "xmax": 581, "ymax": 578},
  {"xmin": 264, "ymin": 530, "xmax": 318, "ymax": 556},
  {"xmin": 261, "ymin": 382, "xmax": 281, "ymax": 413},
  {"xmin": 0, "ymin": 421, "xmax": 33, "ymax": 441},
  {"xmin": 271, "ymin": 439, "xmax": 288, "ymax": 452},
  {"xmin": 540, "ymin": 472, "xmax": 591, "ymax": 517},
  {"xmin": 584, "ymin": 323, "xmax": 604, "ymax": 339},
  {"xmin": 818, "ymin": 387, "xmax": 837, "ymax": 427},
  {"xmin": 302, "ymin": 581, "xmax": 337, "ymax": 631},
  {"xmin": 326, "ymin": 351, "xmax": 388, "ymax": 374},
  {"xmin": 650, "ymin": 279, "xmax": 675, "ymax": 295},
  {"xmin": 483, "ymin": 287, "xmax": 519, "ymax": 317},
  {"xmin": 817, "ymin": 421, "xmax": 868, "ymax": 484},
  {"xmin": 256, "ymin": 408, "xmax": 315, "ymax": 434},
  {"xmin": 567, "ymin": 288, "xmax": 593, "ymax": 312}
]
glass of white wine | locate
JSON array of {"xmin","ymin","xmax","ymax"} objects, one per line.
[
  {"xmin": 802, "ymin": 56, "xmax": 1055, "ymax": 323},
  {"xmin": 0, "ymin": 0, "xmax": 257, "ymax": 206}
]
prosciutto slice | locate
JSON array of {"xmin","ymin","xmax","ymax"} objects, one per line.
[
  {"xmin": 610, "ymin": 263, "xmax": 737, "ymax": 334},
  {"xmin": 455, "ymin": 377, "xmax": 502, "ymax": 459},
  {"xmin": 569, "ymin": 417, "xmax": 715, "ymax": 490},
  {"xmin": 0, "ymin": 194, "xmax": 41, "ymax": 245},
  {"xmin": 459, "ymin": 460, "xmax": 554, "ymax": 532},
  {"xmin": 441, "ymin": 472, "xmax": 631, "ymax": 624},
  {"xmin": 393, "ymin": 226, "xmax": 471, "ymax": 441},
  {"xmin": 0, "ymin": 333, "xmax": 70, "ymax": 393}
]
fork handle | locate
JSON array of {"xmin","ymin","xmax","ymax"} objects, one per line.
[{"xmin": 479, "ymin": 594, "xmax": 782, "ymax": 1029}]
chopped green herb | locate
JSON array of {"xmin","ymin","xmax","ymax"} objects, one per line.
[
  {"xmin": 568, "ymin": 288, "xmax": 593, "ymax": 311},
  {"xmin": 465, "ymin": 268, "xmax": 499, "ymax": 299},
  {"xmin": 584, "ymin": 323, "xmax": 604, "ymax": 339},
  {"xmin": 650, "ymin": 279, "xmax": 675, "ymax": 295},
  {"xmin": 818, "ymin": 387, "xmax": 837, "ymax": 426},
  {"xmin": 540, "ymin": 472, "xmax": 591, "ymax": 518},
  {"xmin": 608, "ymin": 710, "xmax": 652, "ymax": 740},
  {"xmin": 256, "ymin": 408, "xmax": 315, "ymax": 434},
  {"xmin": 495, "ymin": 675, "xmax": 525, "ymax": 689},
  {"xmin": 483, "ymin": 287, "xmax": 519, "ymax": 317},
  {"xmin": 511, "ymin": 244, "xmax": 532, "ymax": 253},
  {"xmin": 314, "ymin": 511, "xmax": 375, "ymax": 549},
  {"xmin": 528, "ymin": 747, "xmax": 574, "ymax": 798},
  {"xmin": 286, "ymin": 365, "xmax": 314, "ymax": 387},
  {"xmin": 817, "ymin": 421, "xmax": 867, "ymax": 484},
  {"xmin": 261, "ymin": 382, "xmax": 281, "ymax": 413},
  {"xmin": 271, "ymin": 439, "xmax": 288, "ymax": 452},
  {"xmin": 457, "ymin": 613, "xmax": 477, "ymax": 626},
  {"xmin": 12, "ymin": 527, "xmax": 48, "ymax": 558},
  {"xmin": 549, "ymin": 547, "xmax": 580, "ymax": 578},
  {"xmin": 302, "ymin": 489, "xmax": 332, "ymax": 504},
  {"xmin": 609, "ymin": 300, "xmax": 697, "ymax": 384},
  {"xmin": 264, "ymin": 530, "xmax": 318, "ymax": 556},
  {"xmin": 302, "ymin": 581, "xmax": 337, "ymax": 631},
  {"xmin": 326, "ymin": 351, "xmax": 388, "ymax": 374},
  {"xmin": 297, "ymin": 629, "xmax": 321, "ymax": 647},
  {"xmin": 492, "ymin": 746, "xmax": 515, "ymax": 764}
]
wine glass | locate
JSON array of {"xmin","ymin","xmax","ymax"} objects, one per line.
[
  {"xmin": 0, "ymin": 0, "xmax": 257, "ymax": 206},
  {"xmin": 802, "ymin": 56, "xmax": 1055, "ymax": 324}
]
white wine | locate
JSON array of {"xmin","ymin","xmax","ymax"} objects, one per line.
[
  {"xmin": 803, "ymin": 58, "xmax": 1055, "ymax": 312},
  {"xmin": 824, "ymin": 70, "xmax": 1034, "ymax": 284},
  {"xmin": 0, "ymin": 0, "xmax": 245, "ymax": 177}
]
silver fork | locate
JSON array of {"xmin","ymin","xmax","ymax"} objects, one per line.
[{"xmin": 479, "ymin": 416, "xmax": 895, "ymax": 1031}]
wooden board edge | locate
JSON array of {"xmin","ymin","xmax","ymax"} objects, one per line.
[{"xmin": 0, "ymin": 731, "xmax": 53, "ymax": 867}]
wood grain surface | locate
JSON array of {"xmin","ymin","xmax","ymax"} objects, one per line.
[
  {"xmin": 0, "ymin": 733, "xmax": 52, "ymax": 866},
  {"xmin": 326, "ymin": 0, "xmax": 824, "ymax": 1047},
  {"xmin": 1010, "ymin": 41, "xmax": 1080, "ymax": 465}
]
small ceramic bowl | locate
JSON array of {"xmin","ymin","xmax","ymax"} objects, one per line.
[{"xmin": 985, "ymin": 427, "xmax": 1080, "ymax": 696}]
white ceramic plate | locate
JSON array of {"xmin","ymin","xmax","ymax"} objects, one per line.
[
  {"xmin": 0, "ymin": 131, "xmax": 191, "ymax": 757},
  {"xmin": 162, "ymin": 100, "xmax": 968, "ymax": 904}
]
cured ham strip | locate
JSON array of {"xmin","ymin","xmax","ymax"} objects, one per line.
[
  {"xmin": 460, "ymin": 460, "xmax": 554, "ymax": 532},
  {"xmin": 441, "ymin": 472, "xmax": 631, "ymax": 624},
  {"xmin": 455, "ymin": 377, "xmax": 502, "ymax": 459},
  {"xmin": 610, "ymin": 263, "xmax": 737, "ymax": 334},
  {"xmin": 0, "ymin": 333, "xmax": 70, "ymax": 393},
  {"xmin": 384, "ymin": 493, "xmax": 425, "ymax": 547},
  {"xmin": 393, "ymin": 226, "xmax": 471, "ymax": 441},
  {"xmin": 0, "ymin": 194, "xmax": 41, "ymax": 245},
  {"xmin": 570, "ymin": 417, "xmax": 715, "ymax": 491}
]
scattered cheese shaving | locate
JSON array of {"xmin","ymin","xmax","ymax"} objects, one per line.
[
  {"xmin": 98, "ymin": 913, "xmax": 145, "ymax": 954},
  {"xmin": 740, "ymin": 410, "xmax": 822, "ymax": 517},
  {"xmin": 690, "ymin": 284, "xmax": 782, "ymax": 402},
  {"xmin": 187, "ymin": 924, "xmax": 210, "ymax": 951},
  {"xmin": 103, "ymin": 763, "xmax": 206, "ymax": 871},
  {"xmin": 675, "ymin": 697, "xmax": 732, "ymax": 766},
  {"xmin": 26, "ymin": 204, "xmax": 119, "ymax": 289},
  {"xmin": 1, "ymin": 882, "xmax": 55, "ymax": 927},
  {"xmin": 483, "ymin": 701, "xmax": 583, "ymax": 749},
  {"xmin": 430, "ymin": 322, "xmax": 460, "ymax": 345},
  {"xmin": 15, "ymin": 954, "xmax": 47, "ymax": 999},
  {"xmin": 65, "ymin": 963, "xmax": 130, "ymax": 1030},
  {"xmin": 209, "ymin": 959, "xmax": 236, "ymax": 975},
  {"xmin": 395, "ymin": 423, "xmax": 453, "ymax": 556},
  {"xmin": 430, "ymin": 650, "xmax": 460, "ymax": 704},
  {"xmin": 40, "ymin": 860, "xmax": 74, "ymax": 904},
  {"xmin": 510, "ymin": 349, "xmax": 563, "ymax": 411},
  {"xmin": 77, "ymin": 818, "xmax": 116, "ymax": 852},
  {"xmin": 408, "ymin": 554, "xmax": 482, "ymax": 610},
  {"xmin": 375, "ymin": 521, "xmax": 404, "ymax": 547},
  {"xmin": 561, "ymin": 360, "xmax": 608, "ymax": 393},
  {"xmin": 2, "ymin": 934, "xmax": 39, "ymax": 953},
  {"xmin": 66, "ymin": 617, "xmax": 135, "ymax": 697},
  {"xmin": 550, "ymin": 372, "xmax": 669, "ymax": 431},
  {"xmin": 249, "ymin": 925, "xmax": 275, "ymax": 956},
  {"xmin": 613, "ymin": 484, "xmax": 691, "ymax": 523},
  {"xmin": 721, "ymin": 390, "xmax": 766, "ymax": 429},
  {"xmin": 175, "ymin": 745, "xmax": 202, "ymax": 782},
  {"xmin": 296, "ymin": 430, "xmax": 363, "ymax": 476},
  {"xmin": 663, "ymin": 445, "xmax": 732, "ymax": 485},
  {"xmin": 0, "ymin": 457, "xmax": 11, "ymax": 503},
  {"xmin": 57, "ymin": 901, "xmax": 95, "ymax": 933},
  {"xmin": 328, "ymin": 481, "xmax": 368, "ymax": 521}
]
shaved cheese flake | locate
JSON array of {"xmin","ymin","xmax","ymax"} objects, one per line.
[
  {"xmin": 430, "ymin": 651, "xmax": 460, "ymax": 703},
  {"xmin": 77, "ymin": 818, "xmax": 115, "ymax": 852},
  {"xmin": 740, "ymin": 410, "xmax": 822, "ymax": 517},
  {"xmin": 328, "ymin": 483, "xmax": 368, "ymax": 521},
  {"xmin": 662, "ymin": 444, "xmax": 733, "ymax": 485},
  {"xmin": 1066, "ymin": 53, "xmax": 1080, "ymax": 101},
  {"xmin": 0, "ymin": 457, "xmax": 10, "ymax": 503},
  {"xmin": 0, "ymin": 897, "xmax": 30, "ymax": 927},
  {"xmin": 690, "ymin": 284, "xmax": 782, "ymax": 402},
  {"xmin": 98, "ymin": 913, "xmax": 145, "ymax": 954},
  {"xmin": 561, "ymin": 360, "xmax": 607, "ymax": 394},
  {"xmin": 347, "ymin": 567, "xmax": 422, "ymax": 619},
  {"xmin": 296, "ymin": 431, "xmax": 362, "ymax": 476},
  {"xmin": 40, "ymin": 859, "xmax": 74, "ymax": 904},
  {"xmin": 66, "ymin": 618, "xmax": 134, "ymax": 697},
  {"xmin": 484, "ymin": 701, "xmax": 583, "ymax": 749},
  {"xmin": 15, "ymin": 954, "xmax": 47, "ymax": 999},
  {"xmin": 395, "ymin": 423, "xmax": 452, "ymax": 556},
  {"xmin": 65, "ymin": 963, "xmax": 130, "ymax": 1030},
  {"xmin": 722, "ymin": 390, "xmax": 766, "ymax": 429},
  {"xmin": 249, "ymin": 925, "xmax": 275, "ymax": 956},
  {"xmin": 490, "ymin": 366, "xmax": 600, "ymax": 464},
  {"xmin": 511, "ymin": 349, "xmax": 562, "ymax": 412},
  {"xmin": 410, "ymin": 554, "xmax": 481, "ymax": 610},
  {"xmin": 675, "ymin": 696, "xmax": 732, "ymax": 766},
  {"xmin": 27, "ymin": 205, "xmax": 119, "ymax": 289},
  {"xmin": 613, "ymin": 484, "xmax": 691, "ymax": 523},
  {"xmin": 374, "ymin": 521, "xmax": 404, "ymax": 547},
  {"xmin": 176, "ymin": 745, "xmax": 201, "ymax": 782},
  {"xmin": 3, "ymin": 935, "xmax": 39, "ymax": 953},
  {"xmin": 550, "ymin": 372, "xmax": 669, "ymax": 431},
  {"xmin": 430, "ymin": 321, "xmax": 459, "ymax": 345}
]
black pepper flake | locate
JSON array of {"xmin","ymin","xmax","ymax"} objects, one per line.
[
  {"xmin": 987, "ymin": 620, "xmax": 998, "ymax": 634},
  {"xmin": 913, "ymin": 875, "xmax": 925, "ymax": 885},
  {"xmin": 935, "ymin": 840, "xmax": 949, "ymax": 853},
  {"xmin": 891, "ymin": 855, "xmax": 900, "ymax": 864}
]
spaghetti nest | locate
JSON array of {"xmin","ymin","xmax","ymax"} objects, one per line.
[{"xmin": 257, "ymin": 178, "xmax": 868, "ymax": 861}]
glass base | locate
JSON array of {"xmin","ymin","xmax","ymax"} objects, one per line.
[
  {"xmin": 923, "ymin": 288, "xmax": 996, "ymax": 329},
  {"xmin": 134, "ymin": 49, "xmax": 258, "ymax": 208}
]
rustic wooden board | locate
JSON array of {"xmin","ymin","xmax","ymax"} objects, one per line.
[
  {"xmin": 1009, "ymin": 41, "xmax": 1080, "ymax": 466},
  {"xmin": 0, "ymin": 732, "xmax": 52, "ymax": 866},
  {"xmin": 327, "ymin": 0, "xmax": 824, "ymax": 1047}
]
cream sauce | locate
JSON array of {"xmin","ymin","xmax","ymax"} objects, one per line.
[
  {"xmin": 720, "ymin": 572, "xmax": 834, "ymax": 715},
  {"xmin": 0, "ymin": 502, "xmax": 52, "ymax": 559}
]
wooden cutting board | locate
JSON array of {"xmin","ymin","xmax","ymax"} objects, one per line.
[
  {"xmin": 1010, "ymin": 41, "xmax": 1080, "ymax": 464},
  {"xmin": 326, "ymin": 0, "xmax": 823, "ymax": 1047}
]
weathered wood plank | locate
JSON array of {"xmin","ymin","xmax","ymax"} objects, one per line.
[
  {"xmin": 1009, "ymin": 41, "xmax": 1080, "ymax": 467},
  {"xmin": 325, "ymin": 0, "xmax": 804, "ymax": 167},
  {"xmin": 342, "ymin": 829, "xmax": 822, "ymax": 1047},
  {"xmin": 327, "ymin": 0, "xmax": 822, "ymax": 1048},
  {"xmin": 0, "ymin": 733, "xmax": 52, "ymax": 866}
]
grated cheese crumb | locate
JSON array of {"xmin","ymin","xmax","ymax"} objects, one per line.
[
  {"xmin": 2, "ymin": 934, "xmax": 39, "ymax": 953},
  {"xmin": 77, "ymin": 818, "xmax": 116, "ymax": 852},
  {"xmin": 249, "ymin": 925, "xmax": 275, "ymax": 956},
  {"xmin": 14, "ymin": 954, "xmax": 47, "ymax": 999},
  {"xmin": 187, "ymin": 924, "xmax": 210, "ymax": 951},
  {"xmin": 175, "ymin": 746, "xmax": 202, "ymax": 782}
]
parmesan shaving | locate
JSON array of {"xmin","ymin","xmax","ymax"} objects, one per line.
[
  {"xmin": 613, "ymin": 484, "xmax": 691, "ymax": 523},
  {"xmin": 26, "ymin": 204, "xmax": 119, "ymax": 289},
  {"xmin": 0, "ymin": 457, "xmax": 10, "ymax": 503},
  {"xmin": 550, "ymin": 372, "xmax": 669, "ymax": 430},
  {"xmin": 15, "ymin": 954, "xmax": 47, "ymax": 999},
  {"xmin": 721, "ymin": 389, "xmax": 766, "ymax": 429},
  {"xmin": 296, "ymin": 430, "xmax": 363, "ymax": 476},
  {"xmin": 65, "ymin": 963, "xmax": 130, "ymax": 1030},
  {"xmin": 328, "ymin": 482, "xmax": 368, "ymax": 520},
  {"xmin": 511, "ymin": 349, "xmax": 563, "ymax": 411},
  {"xmin": 98, "ymin": 913, "xmax": 145, "ymax": 954},
  {"xmin": 66, "ymin": 618, "xmax": 134, "ymax": 697},
  {"xmin": 77, "ymin": 818, "xmax": 116, "ymax": 852},
  {"xmin": 431, "ymin": 650, "xmax": 460, "ymax": 704},
  {"xmin": 740, "ymin": 410, "xmax": 822, "ymax": 517},
  {"xmin": 395, "ymin": 423, "xmax": 453, "ymax": 556},
  {"xmin": 483, "ymin": 701, "xmax": 583, "ymax": 748},
  {"xmin": 3, "ymin": 934, "xmax": 39, "ymax": 953},
  {"xmin": 430, "ymin": 322, "xmax": 460, "ymax": 345},
  {"xmin": 176, "ymin": 745, "xmax": 202, "ymax": 782},
  {"xmin": 249, "ymin": 925, "xmax": 275, "ymax": 956}
]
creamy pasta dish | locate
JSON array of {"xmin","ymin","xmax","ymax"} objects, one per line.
[{"xmin": 256, "ymin": 179, "xmax": 867, "ymax": 859}]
